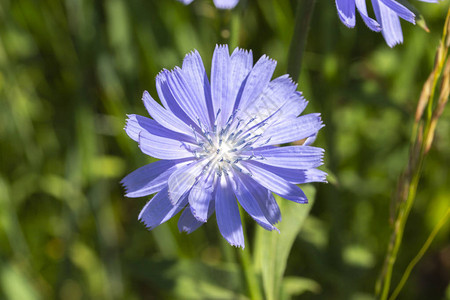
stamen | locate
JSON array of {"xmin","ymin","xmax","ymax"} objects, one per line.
[
  {"xmin": 191, "ymin": 107, "xmax": 268, "ymax": 181},
  {"xmin": 246, "ymin": 117, "xmax": 256, "ymax": 126},
  {"xmin": 215, "ymin": 108, "xmax": 222, "ymax": 120},
  {"xmin": 261, "ymin": 137, "xmax": 271, "ymax": 146},
  {"xmin": 190, "ymin": 125, "xmax": 201, "ymax": 144},
  {"xmin": 234, "ymin": 118, "xmax": 243, "ymax": 131},
  {"xmin": 232, "ymin": 164, "xmax": 252, "ymax": 177},
  {"xmin": 222, "ymin": 168, "xmax": 229, "ymax": 176},
  {"xmin": 235, "ymin": 138, "xmax": 248, "ymax": 147},
  {"xmin": 229, "ymin": 129, "xmax": 243, "ymax": 142}
]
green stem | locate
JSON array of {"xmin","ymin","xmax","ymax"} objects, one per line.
[
  {"xmin": 286, "ymin": 0, "xmax": 316, "ymax": 81},
  {"xmin": 239, "ymin": 208, "xmax": 262, "ymax": 300},
  {"xmin": 389, "ymin": 208, "xmax": 450, "ymax": 300},
  {"xmin": 239, "ymin": 245, "xmax": 262, "ymax": 300},
  {"xmin": 376, "ymin": 10, "xmax": 450, "ymax": 299},
  {"xmin": 229, "ymin": 10, "xmax": 241, "ymax": 49},
  {"xmin": 379, "ymin": 167, "xmax": 422, "ymax": 300},
  {"xmin": 238, "ymin": 207, "xmax": 263, "ymax": 300}
]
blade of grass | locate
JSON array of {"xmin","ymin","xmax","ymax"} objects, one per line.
[
  {"xmin": 376, "ymin": 8, "xmax": 450, "ymax": 300},
  {"xmin": 389, "ymin": 208, "xmax": 450, "ymax": 300}
]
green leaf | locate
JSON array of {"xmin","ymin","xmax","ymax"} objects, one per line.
[{"xmin": 253, "ymin": 185, "xmax": 316, "ymax": 300}]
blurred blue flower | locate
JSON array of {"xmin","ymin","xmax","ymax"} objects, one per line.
[
  {"xmin": 335, "ymin": 0, "xmax": 438, "ymax": 47},
  {"xmin": 122, "ymin": 45, "xmax": 326, "ymax": 248},
  {"xmin": 178, "ymin": 0, "xmax": 239, "ymax": 9}
]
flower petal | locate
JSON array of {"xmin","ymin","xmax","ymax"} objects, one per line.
[
  {"xmin": 235, "ymin": 54, "xmax": 276, "ymax": 112},
  {"xmin": 182, "ymin": 50, "xmax": 215, "ymax": 128},
  {"xmin": 249, "ymin": 162, "xmax": 328, "ymax": 184},
  {"xmin": 224, "ymin": 47, "xmax": 254, "ymax": 121},
  {"xmin": 178, "ymin": 201, "xmax": 215, "ymax": 234},
  {"xmin": 137, "ymin": 129, "xmax": 197, "ymax": 160},
  {"xmin": 189, "ymin": 171, "xmax": 216, "ymax": 222},
  {"xmin": 303, "ymin": 132, "xmax": 318, "ymax": 146},
  {"xmin": 372, "ymin": 0, "xmax": 403, "ymax": 47},
  {"xmin": 142, "ymin": 91, "xmax": 193, "ymax": 136},
  {"xmin": 355, "ymin": 0, "xmax": 381, "ymax": 31},
  {"xmin": 168, "ymin": 160, "xmax": 207, "ymax": 205},
  {"xmin": 256, "ymin": 113, "xmax": 324, "ymax": 147},
  {"xmin": 237, "ymin": 174, "xmax": 282, "ymax": 225},
  {"xmin": 138, "ymin": 186, "xmax": 188, "ymax": 230},
  {"xmin": 233, "ymin": 172, "xmax": 278, "ymax": 231},
  {"xmin": 165, "ymin": 67, "xmax": 212, "ymax": 130},
  {"xmin": 211, "ymin": 45, "xmax": 231, "ymax": 126},
  {"xmin": 121, "ymin": 159, "xmax": 191, "ymax": 198},
  {"xmin": 125, "ymin": 114, "xmax": 195, "ymax": 144},
  {"xmin": 215, "ymin": 175, "xmax": 245, "ymax": 248},
  {"xmin": 241, "ymin": 75, "xmax": 298, "ymax": 127},
  {"xmin": 279, "ymin": 91, "xmax": 308, "ymax": 118},
  {"xmin": 336, "ymin": 0, "xmax": 356, "ymax": 28},
  {"xmin": 248, "ymin": 146, "xmax": 324, "ymax": 169},
  {"xmin": 241, "ymin": 161, "xmax": 309, "ymax": 203},
  {"xmin": 213, "ymin": 0, "xmax": 239, "ymax": 9},
  {"xmin": 212, "ymin": 46, "xmax": 254, "ymax": 127},
  {"xmin": 211, "ymin": 45, "xmax": 253, "ymax": 126},
  {"xmin": 156, "ymin": 71, "xmax": 195, "ymax": 127},
  {"xmin": 379, "ymin": 0, "xmax": 415, "ymax": 23}
]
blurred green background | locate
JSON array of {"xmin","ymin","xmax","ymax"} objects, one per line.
[{"xmin": 0, "ymin": 0, "xmax": 449, "ymax": 299}]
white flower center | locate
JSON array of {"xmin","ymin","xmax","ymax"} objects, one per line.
[{"xmin": 190, "ymin": 110, "xmax": 272, "ymax": 177}]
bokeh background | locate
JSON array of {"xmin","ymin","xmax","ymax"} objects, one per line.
[{"xmin": 0, "ymin": 0, "xmax": 449, "ymax": 299}]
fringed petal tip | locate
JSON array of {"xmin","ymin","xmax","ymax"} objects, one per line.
[
  {"xmin": 308, "ymin": 169, "xmax": 328, "ymax": 183},
  {"xmin": 138, "ymin": 217, "xmax": 152, "ymax": 230},
  {"xmin": 184, "ymin": 49, "xmax": 200, "ymax": 58},
  {"xmin": 384, "ymin": 34, "xmax": 404, "ymax": 48},
  {"xmin": 138, "ymin": 209, "xmax": 156, "ymax": 230},
  {"xmin": 190, "ymin": 206, "xmax": 208, "ymax": 223},
  {"xmin": 179, "ymin": 226, "xmax": 194, "ymax": 234},
  {"xmin": 232, "ymin": 47, "xmax": 252, "ymax": 56},
  {"xmin": 229, "ymin": 240, "xmax": 245, "ymax": 249}
]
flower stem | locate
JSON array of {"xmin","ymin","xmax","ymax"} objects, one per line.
[
  {"xmin": 239, "ymin": 245, "xmax": 262, "ymax": 300},
  {"xmin": 389, "ymin": 208, "xmax": 450, "ymax": 300},
  {"xmin": 286, "ymin": 0, "xmax": 316, "ymax": 81},
  {"xmin": 238, "ymin": 207, "xmax": 263, "ymax": 300},
  {"xmin": 375, "ymin": 9, "xmax": 450, "ymax": 300},
  {"xmin": 229, "ymin": 10, "xmax": 241, "ymax": 50}
]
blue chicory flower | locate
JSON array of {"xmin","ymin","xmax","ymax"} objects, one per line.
[
  {"xmin": 122, "ymin": 45, "xmax": 326, "ymax": 248},
  {"xmin": 335, "ymin": 0, "xmax": 438, "ymax": 47},
  {"xmin": 178, "ymin": 0, "xmax": 239, "ymax": 9}
]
